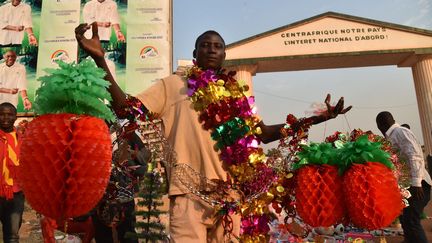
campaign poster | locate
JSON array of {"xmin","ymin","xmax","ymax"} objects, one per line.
[
  {"xmin": 79, "ymin": 0, "xmax": 127, "ymax": 89},
  {"xmin": 0, "ymin": 0, "xmax": 172, "ymax": 113},
  {"xmin": 0, "ymin": 0, "xmax": 41, "ymax": 113}
]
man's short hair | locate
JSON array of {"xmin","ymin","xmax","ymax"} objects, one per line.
[
  {"xmin": 401, "ymin": 123, "xmax": 411, "ymax": 129},
  {"xmin": 194, "ymin": 30, "xmax": 225, "ymax": 49},
  {"xmin": 0, "ymin": 102, "xmax": 17, "ymax": 114},
  {"xmin": 2, "ymin": 49, "xmax": 16, "ymax": 56},
  {"xmin": 376, "ymin": 111, "xmax": 394, "ymax": 125}
]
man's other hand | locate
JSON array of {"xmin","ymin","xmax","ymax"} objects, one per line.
[
  {"xmin": 324, "ymin": 94, "xmax": 352, "ymax": 119},
  {"xmin": 29, "ymin": 34, "xmax": 37, "ymax": 46},
  {"xmin": 116, "ymin": 31, "xmax": 125, "ymax": 42},
  {"xmin": 75, "ymin": 23, "xmax": 105, "ymax": 59},
  {"xmin": 23, "ymin": 98, "xmax": 32, "ymax": 110}
]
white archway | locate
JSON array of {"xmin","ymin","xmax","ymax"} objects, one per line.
[{"xmin": 223, "ymin": 12, "xmax": 432, "ymax": 153}]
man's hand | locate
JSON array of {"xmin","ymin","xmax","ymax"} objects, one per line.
[
  {"xmin": 410, "ymin": 186, "xmax": 424, "ymax": 201},
  {"xmin": 76, "ymin": 23, "xmax": 128, "ymax": 112},
  {"xmin": 23, "ymin": 98, "xmax": 32, "ymax": 110},
  {"xmin": 324, "ymin": 94, "xmax": 352, "ymax": 119},
  {"xmin": 112, "ymin": 24, "xmax": 125, "ymax": 42},
  {"xmin": 11, "ymin": 88, "xmax": 18, "ymax": 94},
  {"xmin": 313, "ymin": 94, "xmax": 352, "ymax": 124},
  {"xmin": 4, "ymin": 25, "xmax": 23, "ymax": 32},
  {"xmin": 97, "ymin": 22, "xmax": 111, "ymax": 28},
  {"xmin": 116, "ymin": 31, "xmax": 125, "ymax": 42},
  {"xmin": 75, "ymin": 22, "xmax": 105, "ymax": 59},
  {"xmin": 29, "ymin": 34, "xmax": 38, "ymax": 46}
]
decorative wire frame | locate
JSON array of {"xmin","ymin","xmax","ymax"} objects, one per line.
[
  {"xmin": 322, "ymin": 113, "xmax": 352, "ymax": 142},
  {"xmin": 134, "ymin": 117, "xmax": 278, "ymax": 208},
  {"xmin": 109, "ymin": 121, "xmax": 136, "ymax": 203},
  {"xmin": 132, "ymin": 114, "xmax": 356, "ymax": 240},
  {"xmin": 343, "ymin": 113, "xmax": 352, "ymax": 133}
]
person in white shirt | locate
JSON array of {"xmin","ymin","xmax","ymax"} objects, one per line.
[
  {"xmin": 0, "ymin": 0, "xmax": 37, "ymax": 46},
  {"xmin": 376, "ymin": 111, "xmax": 431, "ymax": 243},
  {"xmin": 0, "ymin": 50, "xmax": 32, "ymax": 110},
  {"xmin": 82, "ymin": 0, "xmax": 125, "ymax": 42}
]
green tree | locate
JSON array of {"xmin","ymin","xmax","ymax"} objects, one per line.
[{"xmin": 131, "ymin": 162, "xmax": 168, "ymax": 242}]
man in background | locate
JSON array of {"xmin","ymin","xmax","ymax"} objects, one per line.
[
  {"xmin": 0, "ymin": 50, "xmax": 31, "ymax": 110},
  {"xmin": 376, "ymin": 111, "xmax": 431, "ymax": 243},
  {"xmin": 0, "ymin": 0, "xmax": 37, "ymax": 47},
  {"xmin": 0, "ymin": 102, "xmax": 24, "ymax": 243}
]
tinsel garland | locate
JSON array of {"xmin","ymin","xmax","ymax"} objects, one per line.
[
  {"xmin": 119, "ymin": 65, "xmax": 316, "ymax": 241},
  {"xmin": 185, "ymin": 64, "xmax": 276, "ymax": 242},
  {"xmin": 185, "ymin": 63, "xmax": 404, "ymax": 238}
]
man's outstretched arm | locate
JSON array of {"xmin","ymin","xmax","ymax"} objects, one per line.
[
  {"xmin": 75, "ymin": 22, "xmax": 127, "ymax": 113},
  {"xmin": 257, "ymin": 94, "xmax": 352, "ymax": 144}
]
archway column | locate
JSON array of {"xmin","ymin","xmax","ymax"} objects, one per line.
[
  {"xmin": 228, "ymin": 64, "xmax": 258, "ymax": 97},
  {"xmin": 412, "ymin": 55, "xmax": 432, "ymax": 155}
]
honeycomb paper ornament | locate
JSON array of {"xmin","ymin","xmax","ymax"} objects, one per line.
[
  {"xmin": 19, "ymin": 114, "xmax": 112, "ymax": 219},
  {"xmin": 343, "ymin": 162, "xmax": 403, "ymax": 230},
  {"xmin": 295, "ymin": 164, "xmax": 345, "ymax": 227}
]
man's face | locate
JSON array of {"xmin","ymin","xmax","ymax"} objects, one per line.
[
  {"xmin": 376, "ymin": 119, "xmax": 390, "ymax": 137},
  {"xmin": 0, "ymin": 106, "xmax": 17, "ymax": 133},
  {"xmin": 194, "ymin": 33, "xmax": 226, "ymax": 70},
  {"xmin": 11, "ymin": 0, "xmax": 21, "ymax": 6},
  {"xmin": 97, "ymin": 0, "xmax": 105, "ymax": 2},
  {"xmin": 376, "ymin": 121, "xmax": 385, "ymax": 136},
  {"xmin": 3, "ymin": 51, "xmax": 17, "ymax": 67}
]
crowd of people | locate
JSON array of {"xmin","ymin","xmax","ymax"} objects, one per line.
[{"xmin": 0, "ymin": 10, "xmax": 430, "ymax": 243}]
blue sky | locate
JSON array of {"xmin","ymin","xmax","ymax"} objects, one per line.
[{"xmin": 173, "ymin": 0, "xmax": 432, "ymax": 149}]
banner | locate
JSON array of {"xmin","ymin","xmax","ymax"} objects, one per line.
[
  {"xmin": 36, "ymin": 0, "xmax": 80, "ymax": 77},
  {"xmin": 0, "ymin": 0, "xmax": 41, "ymax": 112},
  {"xmin": 0, "ymin": 0, "xmax": 172, "ymax": 113},
  {"xmin": 126, "ymin": 0, "xmax": 171, "ymax": 94},
  {"xmin": 79, "ymin": 0, "xmax": 128, "ymax": 90}
]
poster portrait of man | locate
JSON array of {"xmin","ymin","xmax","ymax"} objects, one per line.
[
  {"xmin": 0, "ymin": 49, "xmax": 32, "ymax": 110},
  {"xmin": 82, "ymin": 0, "xmax": 125, "ymax": 42},
  {"xmin": 0, "ymin": 0, "xmax": 38, "ymax": 47}
]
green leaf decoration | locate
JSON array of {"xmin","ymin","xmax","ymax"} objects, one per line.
[
  {"xmin": 35, "ymin": 60, "xmax": 115, "ymax": 122},
  {"xmin": 337, "ymin": 135, "xmax": 394, "ymax": 173},
  {"xmin": 294, "ymin": 142, "xmax": 338, "ymax": 170}
]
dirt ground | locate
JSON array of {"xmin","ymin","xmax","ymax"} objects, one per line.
[
  {"xmin": 13, "ymin": 202, "xmax": 43, "ymax": 243},
  {"xmin": 3, "ymin": 198, "xmax": 432, "ymax": 242}
]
